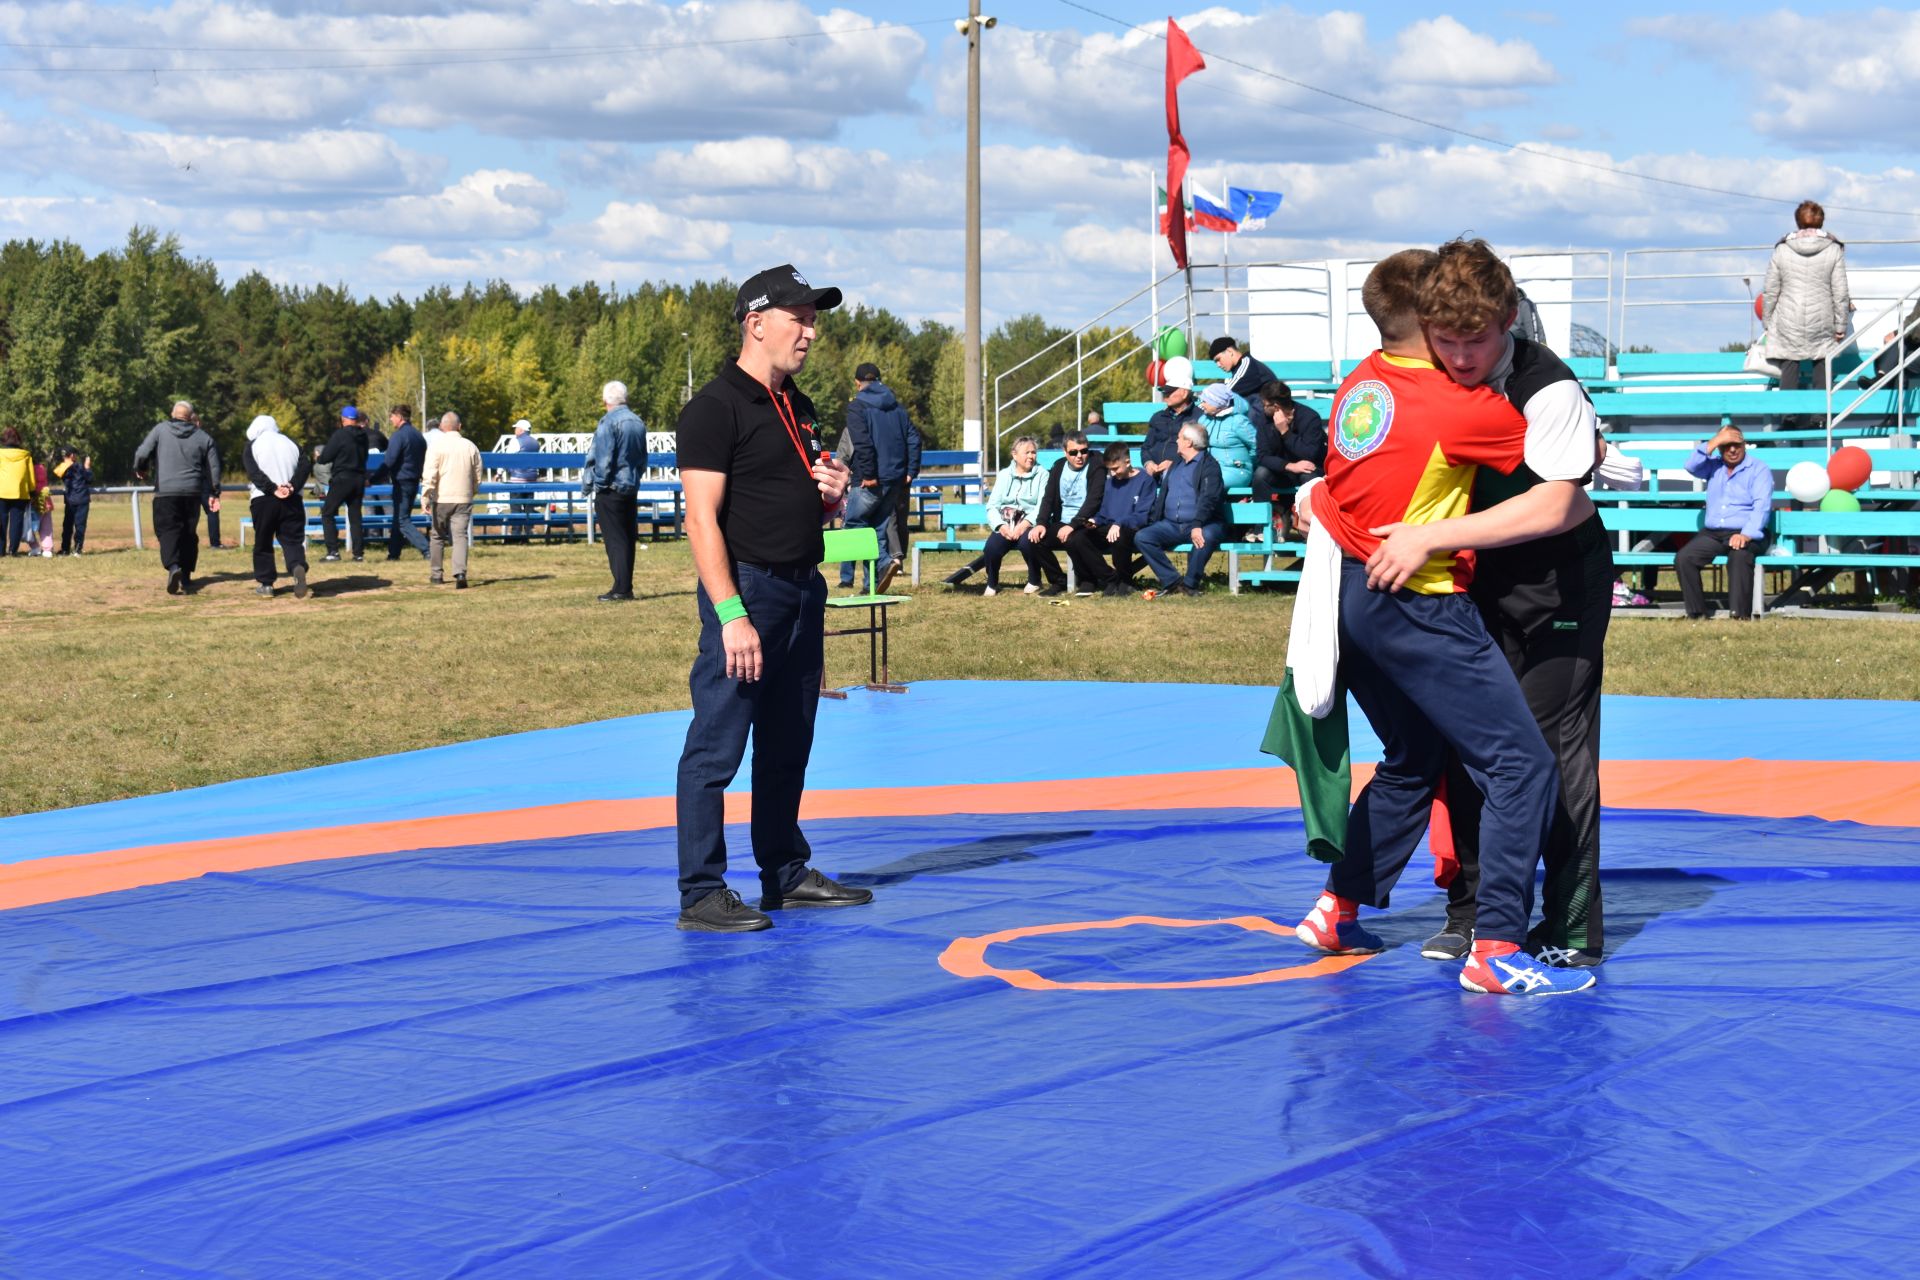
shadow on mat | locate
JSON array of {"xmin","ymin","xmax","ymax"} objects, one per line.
[
  {"xmin": 1364, "ymin": 867, "xmax": 1732, "ymax": 956},
  {"xmin": 841, "ymin": 830, "xmax": 1095, "ymax": 888}
]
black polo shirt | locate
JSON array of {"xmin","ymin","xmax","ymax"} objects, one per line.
[{"xmin": 676, "ymin": 358, "xmax": 826, "ymax": 565}]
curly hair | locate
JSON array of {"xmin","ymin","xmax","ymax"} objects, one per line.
[{"xmin": 1417, "ymin": 237, "xmax": 1519, "ymax": 336}]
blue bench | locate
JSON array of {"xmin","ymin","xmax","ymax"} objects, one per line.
[
  {"xmin": 1222, "ymin": 500, "xmax": 1305, "ymax": 593},
  {"xmin": 910, "ymin": 502, "xmax": 990, "ymax": 585}
]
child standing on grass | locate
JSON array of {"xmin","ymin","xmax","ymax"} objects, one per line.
[
  {"xmin": 56, "ymin": 448, "xmax": 92, "ymax": 555},
  {"xmin": 31, "ymin": 457, "xmax": 55, "ymax": 556}
]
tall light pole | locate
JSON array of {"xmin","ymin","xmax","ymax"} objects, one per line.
[
  {"xmin": 681, "ymin": 331, "xmax": 693, "ymax": 405},
  {"xmin": 960, "ymin": 5, "xmax": 995, "ymax": 461}
]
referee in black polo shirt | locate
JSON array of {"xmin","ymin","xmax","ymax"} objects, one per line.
[{"xmin": 673, "ymin": 264, "xmax": 875, "ymax": 932}]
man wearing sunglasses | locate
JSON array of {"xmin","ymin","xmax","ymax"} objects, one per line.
[
  {"xmin": 1675, "ymin": 425, "xmax": 1773, "ymax": 620},
  {"xmin": 1027, "ymin": 429, "xmax": 1107, "ymax": 596}
]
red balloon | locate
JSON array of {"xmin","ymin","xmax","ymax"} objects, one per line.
[
  {"xmin": 1147, "ymin": 358, "xmax": 1163, "ymax": 388},
  {"xmin": 1754, "ymin": 294, "xmax": 1765, "ymax": 320},
  {"xmin": 1827, "ymin": 445, "xmax": 1872, "ymax": 492}
]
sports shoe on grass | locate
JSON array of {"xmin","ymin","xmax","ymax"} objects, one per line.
[
  {"xmin": 1459, "ymin": 943, "xmax": 1596, "ymax": 995},
  {"xmin": 1420, "ymin": 928, "xmax": 1472, "ymax": 961},
  {"xmin": 1294, "ymin": 893, "xmax": 1384, "ymax": 955}
]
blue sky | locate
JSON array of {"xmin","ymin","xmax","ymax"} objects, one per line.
[{"xmin": 1, "ymin": 0, "xmax": 1914, "ymax": 340}]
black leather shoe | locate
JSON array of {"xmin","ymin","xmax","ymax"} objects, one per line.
[
  {"xmin": 1036, "ymin": 584, "xmax": 1067, "ymax": 597},
  {"xmin": 166, "ymin": 567, "xmax": 185, "ymax": 595},
  {"xmin": 598, "ymin": 591, "xmax": 633, "ymax": 602},
  {"xmin": 677, "ymin": 888, "xmax": 773, "ymax": 933},
  {"xmin": 762, "ymin": 868, "xmax": 874, "ymax": 911}
]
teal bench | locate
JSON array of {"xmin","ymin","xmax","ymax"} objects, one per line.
[
  {"xmin": 910, "ymin": 502, "xmax": 989, "ymax": 585},
  {"xmin": 1222, "ymin": 500, "xmax": 1305, "ymax": 593}
]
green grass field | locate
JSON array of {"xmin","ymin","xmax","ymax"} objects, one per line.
[{"xmin": 4, "ymin": 496, "xmax": 1918, "ymax": 817}]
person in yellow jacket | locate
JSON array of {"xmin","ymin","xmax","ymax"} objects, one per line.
[{"xmin": 0, "ymin": 427, "xmax": 36, "ymax": 556}]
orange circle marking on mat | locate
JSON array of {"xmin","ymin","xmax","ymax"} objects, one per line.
[{"xmin": 938, "ymin": 914, "xmax": 1376, "ymax": 991}]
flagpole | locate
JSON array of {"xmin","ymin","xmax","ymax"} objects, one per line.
[
  {"xmin": 1149, "ymin": 169, "xmax": 1159, "ymax": 352},
  {"xmin": 1182, "ymin": 173, "xmax": 1196, "ymax": 354},
  {"xmin": 1220, "ymin": 164, "xmax": 1230, "ymax": 341}
]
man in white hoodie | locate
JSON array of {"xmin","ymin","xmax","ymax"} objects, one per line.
[{"xmin": 241, "ymin": 415, "xmax": 313, "ymax": 599}]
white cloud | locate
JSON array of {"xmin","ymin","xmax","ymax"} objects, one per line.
[
  {"xmin": 4, "ymin": 0, "xmax": 926, "ymax": 140},
  {"xmin": 1636, "ymin": 12, "xmax": 1920, "ymax": 152},
  {"xmin": 1385, "ymin": 16, "xmax": 1554, "ymax": 88},
  {"xmin": 357, "ymin": 170, "xmax": 565, "ymax": 238},
  {"xmin": 939, "ymin": 8, "xmax": 1557, "ymax": 163},
  {"xmin": 584, "ymin": 201, "xmax": 731, "ymax": 261}
]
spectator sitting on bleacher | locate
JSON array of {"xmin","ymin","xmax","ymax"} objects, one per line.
[
  {"xmin": 1208, "ymin": 336, "xmax": 1278, "ymax": 402},
  {"xmin": 1144, "ymin": 356, "xmax": 1199, "ymax": 483},
  {"xmin": 1252, "ymin": 381, "xmax": 1327, "ymax": 532},
  {"xmin": 944, "ymin": 434, "xmax": 1046, "ymax": 596},
  {"xmin": 1027, "ymin": 428, "xmax": 1106, "ymax": 596},
  {"xmin": 1086, "ymin": 409, "xmax": 1105, "ymax": 435},
  {"xmin": 1676, "ymin": 426, "xmax": 1772, "ymax": 621},
  {"xmin": 1091, "ymin": 442, "xmax": 1156, "ymax": 595},
  {"xmin": 1197, "ymin": 383, "xmax": 1258, "ymax": 489},
  {"xmin": 1136, "ymin": 422, "xmax": 1225, "ymax": 597}
]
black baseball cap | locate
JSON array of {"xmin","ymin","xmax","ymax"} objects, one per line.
[
  {"xmin": 855, "ymin": 362, "xmax": 882, "ymax": 382},
  {"xmin": 1208, "ymin": 335, "xmax": 1240, "ymax": 358},
  {"xmin": 733, "ymin": 264, "xmax": 843, "ymax": 322}
]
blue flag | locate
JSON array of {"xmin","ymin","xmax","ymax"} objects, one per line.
[{"xmin": 1228, "ymin": 186, "xmax": 1283, "ymax": 230}]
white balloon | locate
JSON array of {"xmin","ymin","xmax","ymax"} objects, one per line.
[{"xmin": 1786, "ymin": 460, "xmax": 1831, "ymax": 504}]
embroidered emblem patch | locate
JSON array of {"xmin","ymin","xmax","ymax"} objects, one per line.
[{"xmin": 1333, "ymin": 380, "xmax": 1393, "ymax": 461}]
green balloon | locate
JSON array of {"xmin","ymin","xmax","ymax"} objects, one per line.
[
  {"xmin": 1155, "ymin": 326, "xmax": 1188, "ymax": 359},
  {"xmin": 1819, "ymin": 489, "xmax": 1861, "ymax": 513}
]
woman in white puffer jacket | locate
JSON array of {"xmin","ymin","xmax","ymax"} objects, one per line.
[{"xmin": 1762, "ymin": 200, "xmax": 1852, "ymax": 389}]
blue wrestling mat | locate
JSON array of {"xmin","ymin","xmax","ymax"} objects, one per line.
[{"xmin": 1, "ymin": 683, "xmax": 1916, "ymax": 1277}]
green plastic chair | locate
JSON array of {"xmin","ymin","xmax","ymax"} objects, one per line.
[{"xmin": 819, "ymin": 526, "xmax": 911, "ymax": 696}]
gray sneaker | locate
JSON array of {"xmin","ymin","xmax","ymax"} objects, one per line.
[{"xmin": 1420, "ymin": 928, "xmax": 1473, "ymax": 961}]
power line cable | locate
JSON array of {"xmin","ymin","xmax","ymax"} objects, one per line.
[{"xmin": 1051, "ymin": 0, "xmax": 1920, "ymax": 223}]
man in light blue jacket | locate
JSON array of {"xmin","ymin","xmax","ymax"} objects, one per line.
[
  {"xmin": 1676, "ymin": 425, "xmax": 1774, "ymax": 620},
  {"xmin": 589, "ymin": 380, "xmax": 649, "ymax": 602}
]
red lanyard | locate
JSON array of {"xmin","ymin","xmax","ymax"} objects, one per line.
[{"xmin": 769, "ymin": 387, "xmax": 816, "ymax": 479}]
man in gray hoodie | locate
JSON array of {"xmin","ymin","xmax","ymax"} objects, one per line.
[
  {"xmin": 241, "ymin": 414, "xmax": 313, "ymax": 598},
  {"xmin": 133, "ymin": 399, "xmax": 221, "ymax": 595}
]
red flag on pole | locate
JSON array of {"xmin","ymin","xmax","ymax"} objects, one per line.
[{"xmin": 1163, "ymin": 17, "xmax": 1205, "ymax": 270}]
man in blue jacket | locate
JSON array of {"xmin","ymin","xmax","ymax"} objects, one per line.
[
  {"xmin": 1135, "ymin": 422, "xmax": 1226, "ymax": 596},
  {"xmin": 838, "ymin": 362, "xmax": 921, "ymax": 593},
  {"xmin": 1090, "ymin": 443, "xmax": 1157, "ymax": 594},
  {"xmin": 1676, "ymin": 425, "xmax": 1774, "ymax": 619},
  {"xmin": 382, "ymin": 404, "xmax": 430, "ymax": 560},
  {"xmin": 589, "ymin": 380, "xmax": 649, "ymax": 601}
]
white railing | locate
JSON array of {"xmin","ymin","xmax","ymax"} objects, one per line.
[{"xmin": 1825, "ymin": 279, "xmax": 1920, "ymax": 444}]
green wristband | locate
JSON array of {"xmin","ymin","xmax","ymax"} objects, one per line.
[{"xmin": 714, "ymin": 594, "xmax": 749, "ymax": 624}]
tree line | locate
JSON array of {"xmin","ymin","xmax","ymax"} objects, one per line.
[{"xmin": 0, "ymin": 228, "xmax": 1152, "ymax": 483}]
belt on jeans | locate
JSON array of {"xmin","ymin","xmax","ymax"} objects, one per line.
[{"xmin": 736, "ymin": 560, "xmax": 817, "ymax": 583}]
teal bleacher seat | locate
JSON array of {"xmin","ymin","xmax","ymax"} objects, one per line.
[
  {"xmin": 910, "ymin": 501, "xmax": 990, "ymax": 585},
  {"xmin": 1221, "ymin": 500, "xmax": 1304, "ymax": 593}
]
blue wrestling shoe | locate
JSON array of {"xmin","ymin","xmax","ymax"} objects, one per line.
[
  {"xmin": 1459, "ymin": 944, "xmax": 1596, "ymax": 996},
  {"xmin": 1295, "ymin": 894, "xmax": 1384, "ymax": 955}
]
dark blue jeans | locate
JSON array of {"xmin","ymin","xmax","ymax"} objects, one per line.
[
  {"xmin": 0, "ymin": 497, "xmax": 27, "ymax": 554},
  {"xmin": 388, "ymin": 480, "xmax": 429, "ymax": 557},
  {"xmin": 1135, "ymin": 518, "xmax": 1224, "ymax": 588},
  {"xmin": 1327, "ymin": 562, "xmax": 1557, "ymax": 945},
  {"xmin": 61, "ymin": 502, "xmax": 89, "ymax": 554},
  {"xmin": 675, "ymin": 562, "xmax": 827, "ymax": 908},
  {"xmin": 839, "ymin": 479, "xmax": 901, "ymax": 586}
]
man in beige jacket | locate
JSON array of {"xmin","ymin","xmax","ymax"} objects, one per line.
[{"xmin": 420, "ymin": 411, "xmax": 483, "ymax": 588}]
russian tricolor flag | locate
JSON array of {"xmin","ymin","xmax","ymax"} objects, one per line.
[{"xmin": 1189, "ymin": 184, "xmax": 1239, "ymax": 233}]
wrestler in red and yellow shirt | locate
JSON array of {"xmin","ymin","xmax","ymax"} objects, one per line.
[{"xmin": 1314, "ymin": 350, "xmax": 1530, "ymax": 594}]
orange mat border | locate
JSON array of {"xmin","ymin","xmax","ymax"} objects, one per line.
[{"xmin": 3, "ymin": 759, "xmax": 1916, "ymax": 913}]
